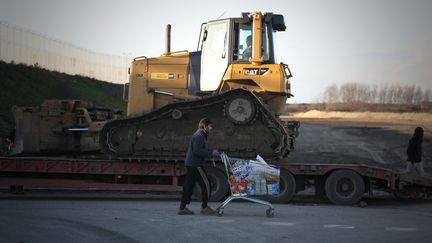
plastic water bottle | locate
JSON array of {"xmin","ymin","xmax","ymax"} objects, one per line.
[
  {"xmin": 267, "ymin": 184, "xmax": 273, "ymax": 195},
  {"xmin": 268, "ymin": 183, "xmax": 279, "ymax": 195},
  {"xmin": 247, "ymin": 180, "xmax": 256, "ymax": 196},
  {"xmin": 261, "ymin": 178, "xmax": 267, "ymax": 195},
  {"xmin": 255, "ymin": 177, "xmax": 261, "ymax": 195},
  {"xmin": 254, "ymin": 178, "xmax": 260, "ymax": 195},
  {"xmin": 272, "ymin": 183, "xmax": 280, "ymax": 195},
  {"xmin": 256, "ymin": 177, "xmax": 266, "ymax": 195}
]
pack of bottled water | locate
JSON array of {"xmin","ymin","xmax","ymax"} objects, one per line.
[{"xmin": 229, "ymin": 155, "xmax": 280, "ymax": 196}]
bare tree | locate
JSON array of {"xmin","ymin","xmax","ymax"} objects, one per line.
[
  {"xmin": 370, "ymin": 85, "xmax": 378, "ymax": 103},
  {"xmin": 340, "ymin": 83, "xmax": 357, "ymax": 103},
  {"xmin": 378, "ymin": 84, "xmax": 388, "ymax": 104},
  {"xmin": 356, "ymin": 83, "xmax": 371, "ymax": 102},
  {"xmin": 413, "ymin": 86, "xmax": 423, "ymax": 104},
  {"xmin": 323, "ymin": 84, "xmax": 339, "ymax": 103},
  {"xmin": 393, "ymin": 85, "xmax": 403, "ymax": 104},
  {"xmin": 401, "ymin": 85, "xmax": 415, "ymax": 104},
  {"xmin": 386, "ymin": 85, "xmax": 397, "ymax": 104},
  {"xmin": 423, "ymin": 88, "xmax": 431, "ymax": 102},
  {"xmin": 322, "ymin": 83, "xmax": 431, "ymax": 106}
]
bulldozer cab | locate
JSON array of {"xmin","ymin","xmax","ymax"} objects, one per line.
[
  {"xmin": 198, "ymin": 12, "xmax": 285, "ymax": 91},
  {"xmin": 125, "ymin": 11, "xmax": 290, "ymax": 117}
]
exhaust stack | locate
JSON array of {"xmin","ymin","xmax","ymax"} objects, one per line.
[{"xmin": 165, "ymin": 24, "xmax": 171, "ymax": 54}]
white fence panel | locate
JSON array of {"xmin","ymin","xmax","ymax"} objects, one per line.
[{"xmin": 0, "ymin": 21, "xmax": 129, "ymax": 84}]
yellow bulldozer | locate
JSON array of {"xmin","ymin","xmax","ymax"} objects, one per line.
[
  {"xmin": 9, "ymin": 11, "xmax": 298, "ymax": 160},
  {"xmin": 100, "ymin": 11, "xmax": 298, "ymax": 160}
]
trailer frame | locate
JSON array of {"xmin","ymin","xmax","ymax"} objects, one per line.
[{"xmin": 1, "ymin": 156, "xmax": 431, "ymax": 204}]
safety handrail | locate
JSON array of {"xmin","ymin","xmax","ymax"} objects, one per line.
[
  {"xmin": 133, "ymin": 56, "xmax": 147, "ymax": 61},
  {"xmin": 280, "ymin": 62, "xmax": 293, "ymax": 79}
]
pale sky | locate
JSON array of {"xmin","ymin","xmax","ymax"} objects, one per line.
[{"xmin": 1, "ymin": 0, "xmax": 431, "ymax": 103}]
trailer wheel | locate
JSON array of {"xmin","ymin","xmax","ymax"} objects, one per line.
[
  {"xmin": 325, "ymin": 169, "xmax": 365, "ymax": 205},
  {"xmin": 268, "ymin": 169, "xmax": 296, "ymax": 203},
  {"xmin": 193, "ymin": 167, "xmax": 229, "ymax": 202}
]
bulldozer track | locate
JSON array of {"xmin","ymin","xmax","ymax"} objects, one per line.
[{"xmin": 100, "ymin": 89, "xmax": 289, "ymax": 160}]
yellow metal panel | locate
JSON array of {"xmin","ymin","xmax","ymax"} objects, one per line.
[
  {"xmin": 147, "ymin": 55, "xmax": 189, "ymax": 89},
  {"xmin": 257, "ymin": 64, "xmax": 284, "ymax": 92},
  {"xmin": 251, "ymin": 12, "xmax": 264, "ymax": 65},
  {"xmin": 127, "ymin": 60, "xmax": 154, "ymax": 116},
  {"xmin": 224, "ymin": 64, "xmax": 285, "ymax": 93},
  {"xmin": 148, "ymin": 65, "xmax": 188, "ymax": 89},
  {"xmin": 127, "ymin": 53, "xmax": 191, "ymax": 116}
]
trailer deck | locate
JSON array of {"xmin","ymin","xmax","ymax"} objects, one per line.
[{"xmin": 1, "ymin": 156, "xmax": 432, "ymax": 205}]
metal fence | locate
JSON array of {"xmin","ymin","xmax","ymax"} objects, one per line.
[{"xmin": 0, "ymin": 21, "xmax": 129, "ymax": 84}]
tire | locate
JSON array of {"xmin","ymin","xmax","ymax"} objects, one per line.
[
  {"xmin": 325, "ymin": 169, "xmax": 365, "ymax": 205},
  {"xmin": 193, "ymin": 167, "xmax": 229, "ymax": 202},
  {"xmin": 268, "ymin": 169, "xmax": 296, "ymax": 203}
]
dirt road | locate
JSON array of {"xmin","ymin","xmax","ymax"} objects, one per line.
[{"xmin": 281, "ymin": 121, "xmax": 431, "ymax": 173}]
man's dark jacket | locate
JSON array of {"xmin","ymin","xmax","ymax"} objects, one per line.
[{"xmin": 185, "ymin": 129, "xmax": 214, "ymax": 167}]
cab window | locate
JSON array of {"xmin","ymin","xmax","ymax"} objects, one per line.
[{"xmin": 233, "ymin": 23, "xmax": 270, "ymax": 62}]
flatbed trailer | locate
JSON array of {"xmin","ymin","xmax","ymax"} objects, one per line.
[{"xmin": 1, "ymin": 156, "xmax": 432, "ymax": 205}]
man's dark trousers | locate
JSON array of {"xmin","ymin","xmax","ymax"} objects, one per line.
[{"xmin": 181, "ymin": 166, "xmax": 211, "ymax": 208}]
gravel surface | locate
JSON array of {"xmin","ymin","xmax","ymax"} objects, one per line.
[{"xmin": 281, "ymin": 122, "xmax": 431, "ymax": 172}]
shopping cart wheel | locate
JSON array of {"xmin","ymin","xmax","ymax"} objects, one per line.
[
  {"xmin": 216, "ymin": 207, "xmax": 224, "ymax": 217},
  {"xmin": 266, "ymin": 208, "xmax": 274, "ymax": 217}
]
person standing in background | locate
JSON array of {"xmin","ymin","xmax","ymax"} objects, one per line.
[{"xmin": 403, "ymin": 127, "xmax": 427, "ymax": 176}]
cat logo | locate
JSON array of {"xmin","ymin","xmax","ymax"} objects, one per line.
[{"xmin": 244, "ymin": 68, "xmax": 269, "ymax": 75}]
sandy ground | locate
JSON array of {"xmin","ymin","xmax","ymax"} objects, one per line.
[{"xmin": 281, "ymin": 111, "xmax": 432, "ymax": 137}]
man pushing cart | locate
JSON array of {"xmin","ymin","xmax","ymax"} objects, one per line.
[{"xmin": 178, "ymin": 117, "xmax": 280, "ymax": 217}]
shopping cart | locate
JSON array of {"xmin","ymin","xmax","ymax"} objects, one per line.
[{"xmin": 216, "ymin": 153, "xmax": 276, "ymax": 217}]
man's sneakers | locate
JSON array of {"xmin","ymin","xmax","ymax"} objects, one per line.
[
  {"xmin": 178, "ymin": 206, "xmax": 216, "ymax": 215},
  {"xmin": 200, "ymin": 206, "xmax": 216, "ymax": 215},
  {"xmin": 178, "ymin": 207, "xmax": 194, "ymax": 215}
]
